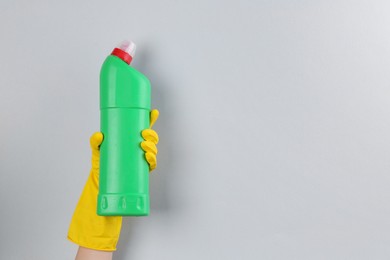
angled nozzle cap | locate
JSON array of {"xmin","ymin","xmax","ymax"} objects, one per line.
[
  {"xmin": 111, "ymin": 40, "xmax": 136, "ymax": 64},
  {"xmin": 118, "ymin": 40, "xmax": 136, "ymax": 57}
]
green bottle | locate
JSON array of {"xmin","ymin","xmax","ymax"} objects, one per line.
[{"xmin": 97, "ymin": 41, "xmax": 151, "ymax": 216}]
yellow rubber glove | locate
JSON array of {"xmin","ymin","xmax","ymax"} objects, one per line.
[{"xmin": 68, "ymin": 109, "xmax": 159, "ymax": 251}]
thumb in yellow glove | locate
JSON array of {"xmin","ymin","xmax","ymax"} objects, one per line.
[{"xmin": 67, "ymin": 109, "xmax": 159, "ymax": 251}]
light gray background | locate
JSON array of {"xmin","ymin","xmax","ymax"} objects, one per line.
[{"xmin": 1, "ymin": 0, "xmax": 390, "ymax": 259}]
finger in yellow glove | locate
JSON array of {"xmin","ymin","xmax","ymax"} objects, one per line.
[
  {"xmin": 67, "ymin": 109, "xmax": 159, "ymax": 251},
  {"xmin": 141, "ymin": 109, "xmax": 159, "ymax": 171}
]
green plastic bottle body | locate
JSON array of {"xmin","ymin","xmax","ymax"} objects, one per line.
[{"xmin": 97, "ymin": 55, "xmax": 151, "ymax": 216}]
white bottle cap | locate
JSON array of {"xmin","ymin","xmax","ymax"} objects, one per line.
[{"xmin": 117, "ymin": 40, "xmax": 136, "ymax": 57}]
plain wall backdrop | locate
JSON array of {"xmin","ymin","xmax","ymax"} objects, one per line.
[{"xmin": 1, "ymin": 0, "xmax": 390, "ymax": 259}]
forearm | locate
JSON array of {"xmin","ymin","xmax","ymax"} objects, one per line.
[{"xmin": 76, "ymin": 247, "xmax": 113, "ymax": 260}]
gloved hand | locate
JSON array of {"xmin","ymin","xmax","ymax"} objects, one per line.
[{"xmin": 67, "ymin": 109, "xmax": 159, "ymax": 251}]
